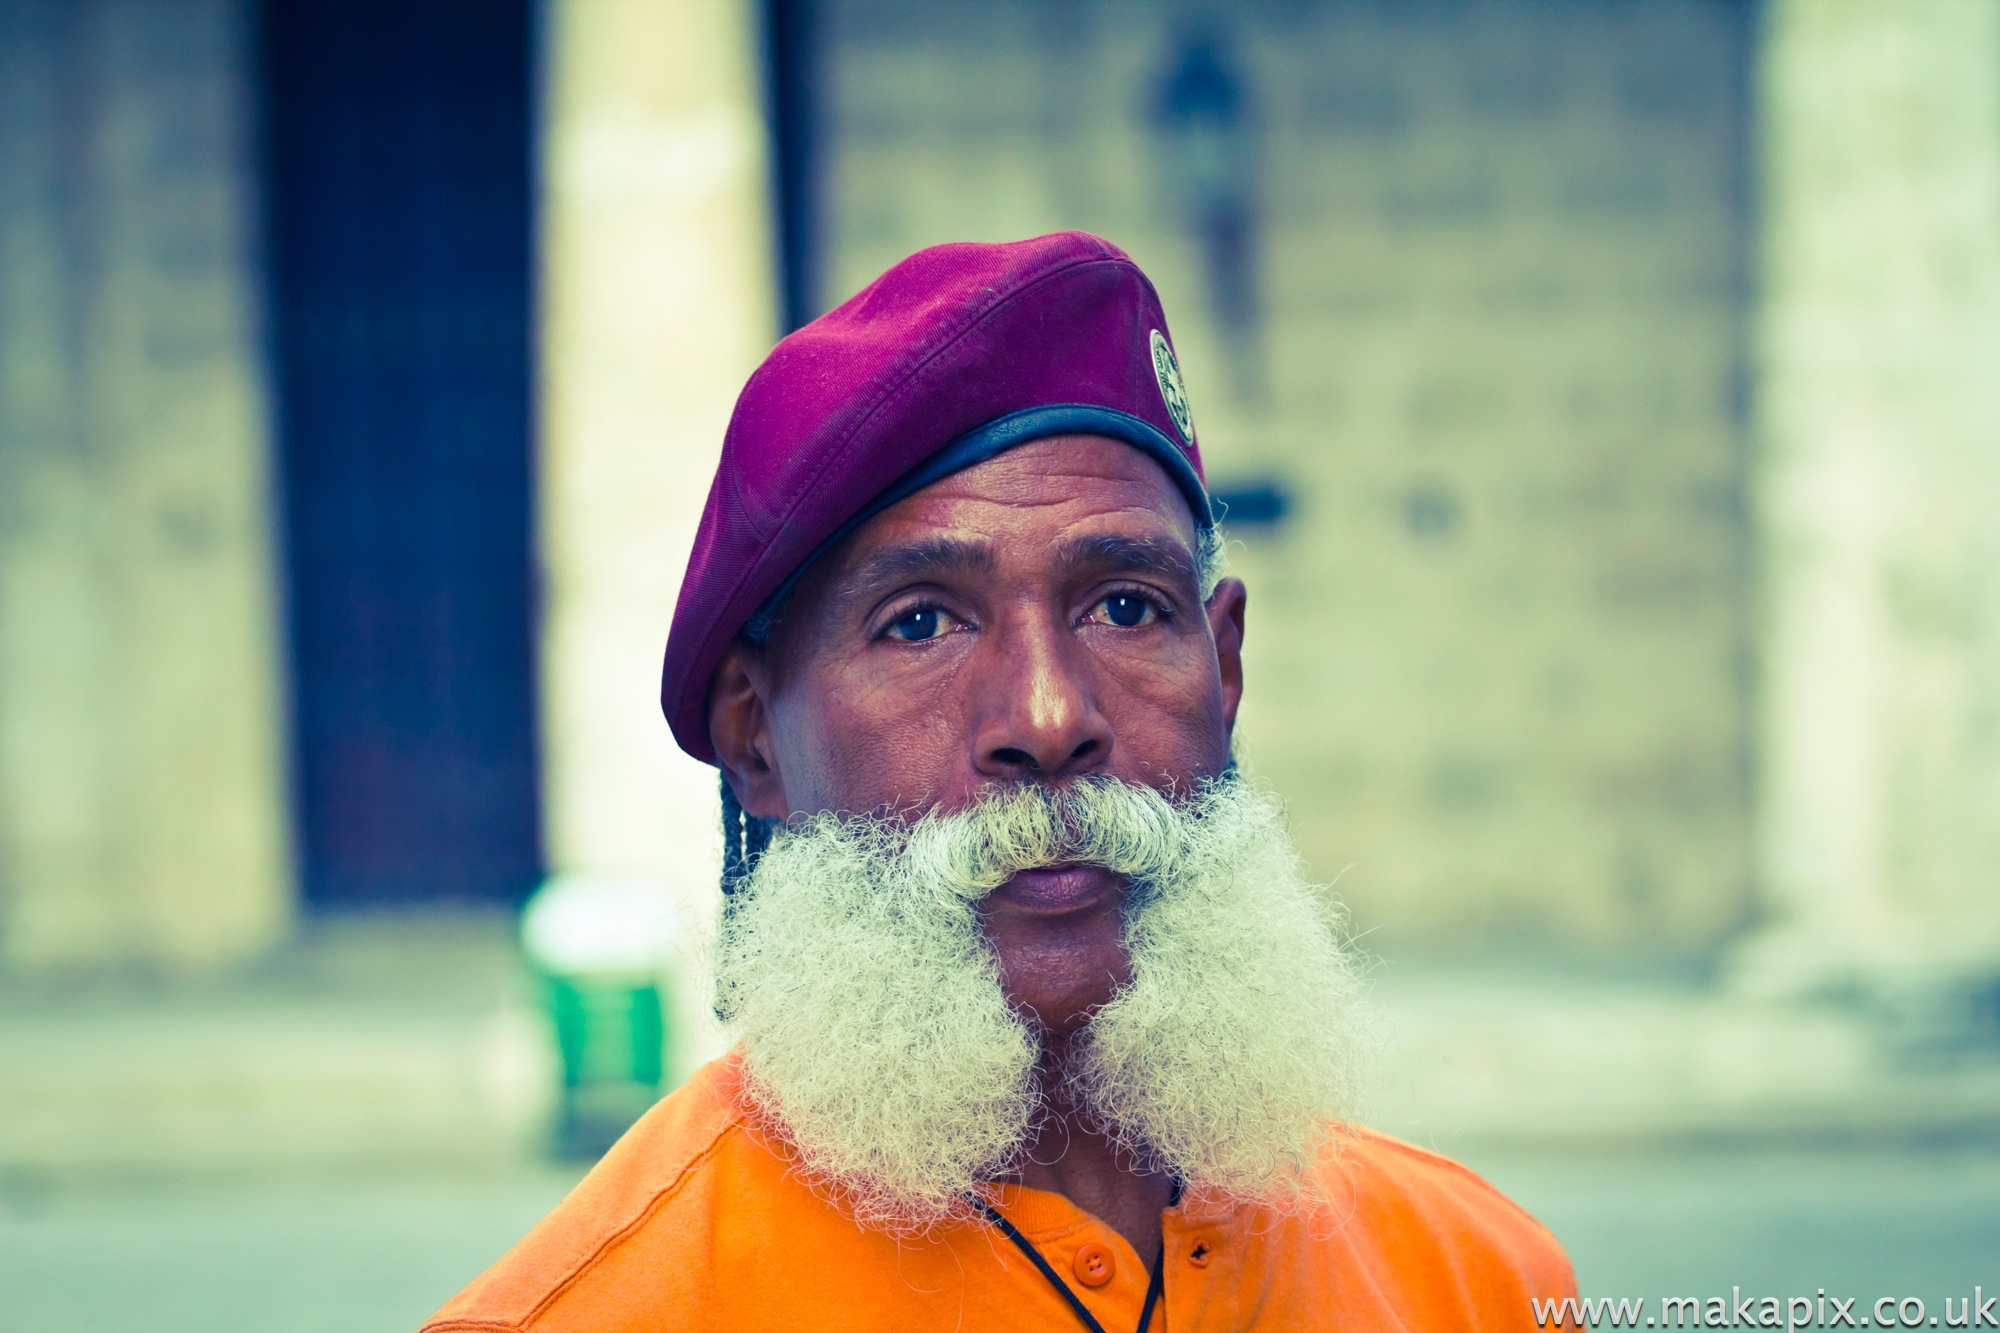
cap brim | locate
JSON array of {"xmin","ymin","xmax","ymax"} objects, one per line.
[{"xmin": 744, "ymin": 403, "xmax": 1214, "ymax": 636}]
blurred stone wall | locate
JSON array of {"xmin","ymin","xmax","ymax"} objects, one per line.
[
  {"xmin": 1740, "ymin": 0, "xmax": 2000, "ymax": 997},
  {"xmin": 536, "ymin": 0, "xmax": 773, "ymax": 1075},
  {"xmin": 821, "ymin": 0, "xmax": 1752, "ymax": 956},
  {"xmin": 0, "ymin": 0, "xmax": 290, "ymax": 969}
]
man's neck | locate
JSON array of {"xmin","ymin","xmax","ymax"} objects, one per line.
[{"xmin": 1005, "ymin": 1044, "xmax": 1174, "ymax": 1266}]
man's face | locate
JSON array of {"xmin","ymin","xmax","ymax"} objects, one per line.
[{"xmin": 710, "ymin": 433, "xmax": 1248, "ymax": 1034}]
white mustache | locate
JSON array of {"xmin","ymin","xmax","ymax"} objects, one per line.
[{"xmin": 786, "ymin": 776, "xmax": 1201, "ymax": 905}]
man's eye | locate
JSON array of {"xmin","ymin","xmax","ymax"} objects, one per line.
[
  {"xmin": 1094, "ymin": 594, "xmax": 1158, "ymax": 628},
  {"xmin": 886, "ymin": 607, "xmax": 945, "ymax": 641}
]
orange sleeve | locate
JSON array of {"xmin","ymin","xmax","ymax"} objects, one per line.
[
  {"xmin": 420, "ymin": 1067, "xmax": 740, "ymax": 1333},
  {"xmin": 1334, "ymin": 1130, "xmax": 1579, "ymax": 1329}
]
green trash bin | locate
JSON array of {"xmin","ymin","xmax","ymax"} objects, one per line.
[{"xmin": 522, "ymin": 875, "xmax": 683, "ymax": 1158}]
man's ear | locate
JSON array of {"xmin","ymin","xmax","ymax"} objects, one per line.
[
  {"xmin": 1206, "ymin": 576, "xmax": 1247, "ymax": 735},
  {"xmin": 708, "ymin": 642, "xmax": 790, "ymax": 820}
]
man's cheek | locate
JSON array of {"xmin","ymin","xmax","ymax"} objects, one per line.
[
  {"xmin": 1091, "ymin": 647, "xmax": 1207, "ymax": 717},
  {"xmin": 808, "ymin": 705, "xmax": 948, "ymax": 810},
  {"xmin": 1112, "ymin": 668, "xmax": 1228, "ymax": 745}
]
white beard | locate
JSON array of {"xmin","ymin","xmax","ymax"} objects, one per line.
[{"xmin": 712, "ymin": 774, "xmax": 1371, "ymax": 1234}]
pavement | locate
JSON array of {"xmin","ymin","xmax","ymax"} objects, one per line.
[
  {"xmin": 5, "ymin": 1148, "xmax": 1994, "ymax": 1332},
  {"xmin": 1473, "ymin": 1146, "xmax": 2000, "ymax": 1305},
  {"xmin": 3, "ymin": 911, "xmax": 1997, "ymax": 1331},
  {"xmin": 1363, "ymin": 954, "xmax": 2000, "ymax": 1155},
  {"xmin": 0, "ymin": 910, "xmax": 555, "ymax": 1181},
  {"xmin": 0, "ymin": 1167, "xmax": 585, "ymax": 1333}
]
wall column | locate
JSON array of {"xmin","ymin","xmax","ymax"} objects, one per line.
[
  {"xmin": 0, "ymin": 0, "xmax": 291, "ymax": 970},
  {"xmin": 536, "ymin": 0, "xmax": 775, "ymax": 983},
  {"xmin": 1740, "ymin": 0, "xmax": 2000, "ymax": 996}
]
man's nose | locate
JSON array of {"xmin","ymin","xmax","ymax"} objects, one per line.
[{"xmin": 971, "ymin": 613, "xmax": 1112, "ymax": 780}]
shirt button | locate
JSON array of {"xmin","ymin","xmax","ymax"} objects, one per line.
[
  {"xmin": 1072, "ymin": 1241, "xmax": 1116, "ymax": 1287},
  {"xmin": 1187, "ymin": 1236, "xmax": 1218, "ymax": 1268}
]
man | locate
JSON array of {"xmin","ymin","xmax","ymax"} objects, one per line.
[{"xmin": 424, "ymin": 233, "xmax": 1575, "ymax": 1331}]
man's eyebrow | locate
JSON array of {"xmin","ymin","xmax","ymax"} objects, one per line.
[
  {"xmin": 833, "ymin": 536, "xmax": 997, "ymax": 602},
  {"xmin": 1051, "ymin": 533, "xmax": 1200, "ymax": 587}
]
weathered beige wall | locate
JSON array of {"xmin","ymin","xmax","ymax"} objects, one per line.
[
  {"xmin": 824, "ymin": 0, "xmax": 1751, "ymax": 956},
  {"xmin": 1737, "ymin": 0, "xmax": 2000, "ymax": 994},
  {"xmin": 0, "ymin": 0, "xmax": 291, "ymax": 969},
  {"xmin": 536, "ymin": 0, "xmax": 775, "ymax": 975}
]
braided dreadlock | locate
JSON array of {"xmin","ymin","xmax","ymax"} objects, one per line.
[{"xmin": 719, "ymin": 775, "xmax": 775, "ymax": 900}]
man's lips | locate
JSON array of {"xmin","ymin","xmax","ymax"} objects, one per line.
[{"xmin": 986, "ymin": 864, "xmax": 1122, "ymax": 914}]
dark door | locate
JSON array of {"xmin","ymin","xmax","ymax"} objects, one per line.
[{"xmin": 263, "ymin": 0, "xmax": 541, "ymax": 906}]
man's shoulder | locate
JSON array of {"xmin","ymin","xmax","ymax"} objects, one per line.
[
  {"xmin": 420, "ymin": 1057, "xmax": 760, "ymax": 1333},
  {"xmin": 1316, "ymin": 1126, "xmax": 1576, "ymax": 1298}
]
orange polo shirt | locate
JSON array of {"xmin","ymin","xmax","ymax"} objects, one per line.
[{"xmin": 423, "ymin": 1056, "xmax": 1575, "ymax": 1332}]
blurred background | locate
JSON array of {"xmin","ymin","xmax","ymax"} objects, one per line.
[{"xmin": 3, "ymin": 0, "xmax": 1999, "ymax": 1328}]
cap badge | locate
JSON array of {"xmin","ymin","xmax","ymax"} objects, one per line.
[{"xmin": 1150, "ymin": 329, "xmax": 1193, "ymax": 444}]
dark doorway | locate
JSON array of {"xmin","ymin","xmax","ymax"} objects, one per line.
[{"xmin": 262, "ymin": 0, "xmax": 541, "ymax": 906}]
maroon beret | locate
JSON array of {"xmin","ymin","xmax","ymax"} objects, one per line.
[{"xmin": 660, "ymin": 230, "xmax": 1213, "ymax": 765}]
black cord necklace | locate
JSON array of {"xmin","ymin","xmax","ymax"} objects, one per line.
[{"xmin": 969, "ymin": 1196, "xmax": 1167, "ymax": 1333}]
